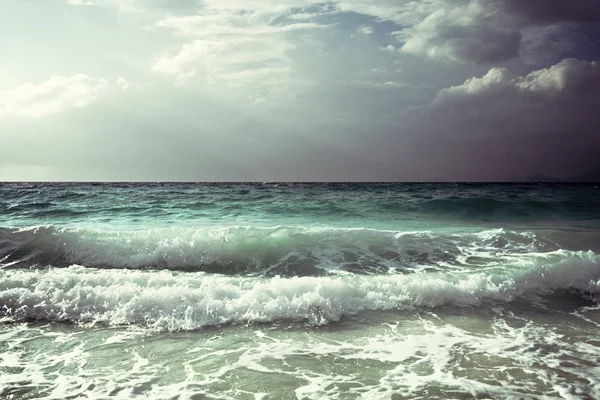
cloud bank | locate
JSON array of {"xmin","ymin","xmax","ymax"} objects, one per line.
[{"xmin": 0, "ymin": 0, "xmax": 598, "ymax": 181}]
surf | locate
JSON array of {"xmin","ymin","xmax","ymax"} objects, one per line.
[
  {"xmin": 0, "ymin": 225, "xmax": 566, "ymax": 273},
  {"xmin": 1, "ymin": 250, "xmax": 598, "ymax": 330}
]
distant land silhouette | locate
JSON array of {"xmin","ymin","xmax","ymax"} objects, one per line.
[{"xmin": 526, "ymin": 168, "xmax": 600, "ymax": 183}]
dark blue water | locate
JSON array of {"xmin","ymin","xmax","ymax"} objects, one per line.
[{"xmin": 1, "ymin": 183, "xmax": 599, "ymax": 227}]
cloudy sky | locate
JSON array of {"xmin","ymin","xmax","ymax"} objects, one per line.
[{"xmin": 1, "ymin": 0, "xmax": 599, "ymax": 181}]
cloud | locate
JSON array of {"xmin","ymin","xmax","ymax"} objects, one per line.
[
  {"xmin": 430, "ymin": 59, "xmax": 600, "ymax": 114},
  {"xmin": 402, "ymin": 59, "xmax": 600, "ymax": 179},
  {"xmin": 151, "ymin": 4, "xmax": 323, "ymax": 81},
  {"xmin": 0, "ymin": 74, "xmax": 108, "ymax": 118},
  {"xmin": 401, "ymin": 14, "xmax": 522, "ymax": 64},
  {"xmin": 151, "ymin": 37, "xmax": 300, "ymax": 103},
  {"xmin": 152, "ymin": 35, "xmax": 298, "ymax": 86},
  {"xmin": 64, "ymin": 0, "xmax": 204, "ymax": 14},
  {"xmin": 67, "ymin": 0, "xmax": 99, "ymax": 5},
  {"xmin": 398, "ymin": 0, "xmax": 600, "ymax": 64},
  {"xmin": 150, "ymin": 3, "xmax": 335, "ymax": 105},
  {"xmin": 117, "ymin": 77, "xmax": 132, "ymax": 91},
  {"xmin": 5, "ymin": 1, "xmax": 597, "ymax": 181},
  {"xmin": 501, "ymin": 0, "xmax": 600, "ymax": 25},
  {"xmin": 64, "ymin": 0, "xmax": 599, "ymax": 67},
  {"xmin": 397, "ymin": 0, "xmax": 519, "ymax": 64}
]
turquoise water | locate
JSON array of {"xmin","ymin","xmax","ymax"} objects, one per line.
[{"xmin": 1, "ymin": 183, "xmax": 600, "ymax": 399}]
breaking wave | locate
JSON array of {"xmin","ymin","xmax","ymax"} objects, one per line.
[
  {"xmin": 0, "ymin": 225, "xmax": 561, "ymax": 274},
  {"xmin": 0, "ymin": 251, "xmax": 598, "ymax": 330}
]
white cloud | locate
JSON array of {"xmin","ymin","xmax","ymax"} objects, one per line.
[
  {"xmin": 65, "ymin": 0, "xmax": 181, "ymax": 13},
  {"xmin": 398, "ymin": 1, "xmax": 522, "ymax": 64},
  {"xmin": 152, "ymin": 37, "xmax": 300, "ymax": 90},
  {"xmin": 117, "ymin": 76, "xmax": 132, "ymax": 91},
  {"xmin": 0, "ymin": 74, "xmax": 108, "ymax": 118},
  {"xmin": 150, "ymin": 3, "xmax": 329, "ymax": 102},
  {"xmin": 379, "ymin": 44, "xmax": 397, "ymax": 52},
  {"xmin": 152, "ymin": 37, "xmax": 299, "ymax": 86},
  {"xmin": 518, "ymin": 59, "xmax": 600, "ymax": 94},
  {"xmin": 152, "ymin": 42, "xmax": 199, "ymax": 81},
  {"xmin": 358, "ymin": 26, "xmax": 374, "ymax": 35},
  {"xmin": 67, "ymin": 0, "xmax": 99, "ymax": 5},
  {"xmin": 434, "ymin": 59, "xmax": 600, "ymax": 104}
]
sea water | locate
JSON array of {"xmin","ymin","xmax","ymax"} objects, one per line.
[{"xmin": 1, "ymin": 182, "xmax": 600, "ymax": 399}]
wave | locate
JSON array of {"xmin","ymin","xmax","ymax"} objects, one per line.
[
  {"xmin": 0, "ymin": 226, "xmax": 562, "ymax": 274},
  {"xmin": 2, "ymin": 183, "xmax": 599, "ymax": 224},
  {"xmin": 417, "ymin": 197, "xmax": 583, "ymax": 220},
  {"xmin": 0, "ymin": 251, "xmax": 598, "ymax": 329}
]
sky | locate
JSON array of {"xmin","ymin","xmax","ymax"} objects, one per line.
[{"xmin": 1, "ymin": 0, "xmax": 599, "ymax": 181}]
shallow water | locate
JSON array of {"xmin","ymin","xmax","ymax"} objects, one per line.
[{"xmin": 1, "ymin": 183, "xmax": 600, "ymax": 399}]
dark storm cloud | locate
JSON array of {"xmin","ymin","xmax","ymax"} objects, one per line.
[
  {"xmin": 402, "ymin": 59, "xmax": 600, "ymax": 180},
  {"xmin": 500, "ymin": 0, "xmax": 600, "ymax": 25}
]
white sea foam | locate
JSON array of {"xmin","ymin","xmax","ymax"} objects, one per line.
[
  {"xmin": 1, "ymin": 250, "xmax": 598, "ymax": 330},
  {"xmin": 3, "ymin": 308, "xmax": 600, "ymax": 399}
]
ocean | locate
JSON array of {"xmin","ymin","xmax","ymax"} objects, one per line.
[{"xmin": 1, "ymin": 182, "xmax": 600, "ymax": 399}]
